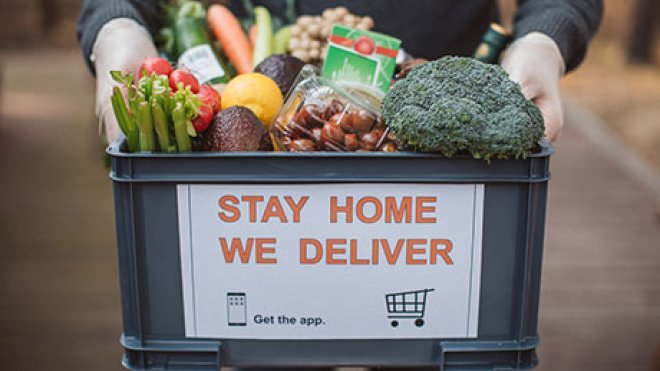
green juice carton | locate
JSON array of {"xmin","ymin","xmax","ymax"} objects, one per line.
[{"xmin": 322, "ymin": 25, "xmax": 401, "ymax": 94}]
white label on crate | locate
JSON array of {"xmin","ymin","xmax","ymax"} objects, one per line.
[
  {"xmin": 177, "ymin": 183, "xmax": 484, "ymax": 339},
  {"xmin": 177, "ymin": 44, "xmax": 225, "ymax": 84}
]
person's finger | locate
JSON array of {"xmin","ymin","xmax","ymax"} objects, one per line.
[
  {"xmin": 517, "ymin": 79, "xmax": 540, "ymax": 103},
  {"xmin": 501, "ymin": 63, "xmax": 540, "ymax": 102},
  {"xmin": 533, "ymin": 93, "xmax": 563, "ymax": 142}
]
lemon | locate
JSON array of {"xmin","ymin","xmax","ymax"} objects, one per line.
[{"xmin": 221, "ymin": 73, "xmax": 284, "ymax": 127}]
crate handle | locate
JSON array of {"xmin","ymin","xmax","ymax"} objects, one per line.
[
  {"xmin": 217, "ymin": 342, "xmax": 224, "ymax": 369},
  {"xmin": 437, "ymin": 342, "xmax": 445, "ymax": 371}
]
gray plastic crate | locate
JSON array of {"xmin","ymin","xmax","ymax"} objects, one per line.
[{"xmin": 108, "ymin": 139, "xmax": 552, "ymax": 370}]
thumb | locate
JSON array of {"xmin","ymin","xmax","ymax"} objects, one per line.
[
  {"xmin": 533, "ymin": 93, "xmax": 563, "ymax": 142},
  {"xmin": 502, "ymin": 63, "xmax": 541, "ymax": 102}
]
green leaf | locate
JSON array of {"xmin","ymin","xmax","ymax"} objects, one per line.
[
  {"xmin": 186, "ymin": 120, "xmax": 197, "ymax": 137},
  {"xmin": 137, "ymin": 75, "xmax": 155, "ymax": 100},
  {"xmin": 110, "ymin": 70, "xmax": 133, "ymax": 86},
  {"xmin": 152, "ymin": 75, "xmax": 169, "ymax": 97},
  {"xmin": 172, "ymin": 84, "xmax": 202, "ymax": 121}
]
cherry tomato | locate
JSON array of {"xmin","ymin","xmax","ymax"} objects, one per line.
[
  {"xmin": 169, "ymin": 69, "xmax": 200, "ymax": 93},
  {"xmin": 140, "ymin": 57, "xmax": 172, "ymax": 77},
  {"xmin": 192, "ymin": 104, "xmax": 214, "ymax": 133},
  {"xmin": 198, "ymin": 85, "xmax": 221, "ymax": 114}
]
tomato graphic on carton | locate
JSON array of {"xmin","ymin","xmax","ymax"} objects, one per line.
[{"xmin": 354, "ymin": 35, "xmax": 376, "ymax": 56}]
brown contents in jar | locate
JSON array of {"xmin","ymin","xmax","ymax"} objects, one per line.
[
  {"xmin": 380, "ymin": 142, "xmax": 397, "ymax": 152},
  {"xmin": 321, "ymin": 120, "xmax": 346, "ymax": 146},
  {"xmin": 277, "ymin": 101, "xmax": 396, "ymax": 152},
  {"xmin": 288, "ymin": 138, "xmax": 317, "ymax": 152}
]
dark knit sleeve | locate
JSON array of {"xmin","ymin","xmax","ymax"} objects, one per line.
[
  {"xmin": 514, "ymin": 0, "xmax": 603, "ymax": 72},
  {"xmin": 77, "ymin": 0, "xmax": 161, "ymax": 75}
]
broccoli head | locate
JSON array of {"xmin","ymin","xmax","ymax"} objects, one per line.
[{"xmin": 382, "ymin": 56, "xmax": 544, "ymax": 160}]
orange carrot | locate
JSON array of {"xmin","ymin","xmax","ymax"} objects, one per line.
[
  {"xmin": 207, "ymin": 4, "xmax": 253, "ymax": 74},
  {"xmin": 249, "ymin": 24, "xmax": 258, "ymax": 48}
]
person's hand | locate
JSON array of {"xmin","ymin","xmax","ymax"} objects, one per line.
[
  {"xmin": 92, "ymin": 18, "xmax": 158, "ymax": 143},
  {"xmin": 501, "ymin": 32, "xmax": 565, "ymax": 142}
]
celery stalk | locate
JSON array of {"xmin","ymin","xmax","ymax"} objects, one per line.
[
  {"xmin": 111, "ymin": 87, "xmax": 130, "ymax": 135},
  {"xmin": 253, "ymin": 6, "xmax": 273, "ymax": 67},
  {"xmin": 152, "ymin": 99, "xmax": 175, "ymax": 152},
  {"xmin": 110, "ymin": 87, "xmax": 139, "ymax": 152},
  {"xmin": 173, "ymin": 104, "xmax": 192, "ymax": 152},
  {"xmin": 137, "ymin": 101, "xmax": 155, "ymax": 152}
]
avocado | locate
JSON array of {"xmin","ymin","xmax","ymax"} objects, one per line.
[
  {"xmin": 254, "ymin": 54, "xmax": 306, "ymax": 96},
  {"xmin": 203, "ymin": 107, "xmax": 273, "ymax": 152}
]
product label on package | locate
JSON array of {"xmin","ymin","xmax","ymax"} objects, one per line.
[
  {"xmin": 177, "ymin": 183, "xmax": 484, "ymax": 339},
  {"xmin": 177, "ymin": 44, "xmax": 225, "ymax": 84},
  {"xmin": 322, "ymin": 25, "xmax": 401, "ymax": 93}
]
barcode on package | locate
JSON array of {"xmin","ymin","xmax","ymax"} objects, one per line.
[{"xmin": 178, "ymin": 44, "xmax": 225, "ymax": 84}]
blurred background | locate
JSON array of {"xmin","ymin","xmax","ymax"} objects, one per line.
[{"xmin": 0, "ymin": 0, "xmax": 658, "ymax": 370}]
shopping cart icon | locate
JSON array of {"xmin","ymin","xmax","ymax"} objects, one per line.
[{"xmin": 385, "ymin": 288, "xmax": 435, "ymax": 328}]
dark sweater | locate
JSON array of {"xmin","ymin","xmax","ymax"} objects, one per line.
[{"xmin": 77, "ymin": 0, "xmax": 602, "ymax": 74}]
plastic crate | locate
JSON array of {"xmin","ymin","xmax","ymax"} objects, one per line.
[{"xmin": 108, "ymin": 139, "xmax": 552, "ymax": 370}]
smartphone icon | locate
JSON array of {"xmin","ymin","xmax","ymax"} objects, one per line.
[{"xmin": 227, "ymin": 292, "xmax": 247, "ymax": 326}]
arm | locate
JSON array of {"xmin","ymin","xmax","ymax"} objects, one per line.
[
  {"xmin": 77, "ymin": 0, "xmax": 161, "ymax": 142},
  {"xmin": 501, "ymin": 0, "xmax": 603, "ymax": 142},
  {"xmin": 513, "ymin": 0, "xmax": 603, "ymax": 72},
  {"xmin": 77, "ymin": 0, "xmax": 161, "ymax": 74}
]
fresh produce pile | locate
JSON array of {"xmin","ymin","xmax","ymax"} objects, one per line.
[{"xmin": 110, "ymin": 0, "xmax": 545, "ymax": 161}]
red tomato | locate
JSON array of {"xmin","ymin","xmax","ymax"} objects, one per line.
[
  {"xmin": 198, "ymin": 85, "xmax": 221, "ymax": 114},
  {"xmin": 169, "ymin": 69, "xmax": 200, "ymax": 93},
  {"xmin": 192, "ymin": 104, "xmax": 214, "ymax": 133},
  {"xmin": 140, "ymin": 57, "xmax": 172, "ymax": 77}
]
